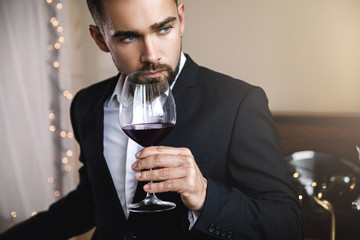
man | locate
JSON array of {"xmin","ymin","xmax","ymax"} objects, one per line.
[{"xmin": 0, "ymin": 0, "xmax": 304, "ymax": 239}]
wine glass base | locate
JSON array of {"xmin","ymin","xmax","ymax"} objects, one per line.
[{"xmin": 128, "ymin": 195, "xmax": 176, "ymax": 213}]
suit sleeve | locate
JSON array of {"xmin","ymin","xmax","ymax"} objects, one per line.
[
  {"xmin": 192, "ymin": 87, "xmax": 304, "ymax": 239},
  {"xmin": 0, "ymin": 91, "xmax": 96, "ymax": 240}
]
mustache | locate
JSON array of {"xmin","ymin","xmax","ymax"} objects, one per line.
[
  {"xmin": 133, "ymin": 61, "xmax": 180, "ymax": 87},
  {"xmin": 139, "ymin": 63, "xmax": 172, "ymax": 72}
]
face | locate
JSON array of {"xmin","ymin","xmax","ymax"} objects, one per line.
[{"xmin": 89, "ymin": 0, "xmax": 185, "ymax": 83}]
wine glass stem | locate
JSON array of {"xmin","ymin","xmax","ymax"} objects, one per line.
[
  {"xmin": 146, "ymin": 191, "xmax": 156, "ymax": 198},
  {"xmin": 145, "ymin": 169, "xmax": 157, "ymax": 199}
]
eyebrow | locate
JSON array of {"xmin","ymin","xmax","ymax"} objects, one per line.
[
  {"xmin": 112, "ymin": 16, "xmax": 177, "ymax": 40},
  {"xmin": 112, "ymin": 30, "xmax": 140, "ymax": 40},
  {"xmin": 150, "ymin": 16, "xmax": 177, "ymax": 30}
]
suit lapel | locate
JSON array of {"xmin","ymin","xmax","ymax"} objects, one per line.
[
  {"xmin": 171, "ymin": 55, "xmax": 199, "ymax": 125},
  {"xmin": 92, "ymin": 75, "xmax": 128, "ymax": 221}
]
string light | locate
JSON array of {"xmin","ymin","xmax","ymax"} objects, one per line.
[
  {"xmin": 48, "ymin": 177, "xmax": 54, "ymax": 183},
  {"xmin": 10, "ymin": 211, "xmax": 17, "ymax": 218},
  {"xmin": 47, "ymin": 0, "xmax": 70, "ymax": 201},
  {"xmin": 64, "ymin": 165, "xmax": 71, "ymax": 172},
  {"xmin": 54, "ymin": 190, "xmax": 61, "ymax": 197},
  {"xmin": 52, "ymin": 20, "xmax": 59, "ymax": 27},
  {"xmin": 318, "ymin": 192, "xmax": 323, "ymax": 199},
  {"xmin": 53, "ymin": 61, "xmax": 60, "ymax": 68},
  {"xmin": 66, "ymin": 150, "xmax": 73, "ymax": 157},
  {"xmin": 9, "ymin": 0, "xmax": 77, "ymax": 220},
  {"xmin": 50, "ymin": 17, "xmax": 59, "ymax": 27},
  {"xmin": 49, "ymin": 125, "xmax": 56, "ymax": 132},
  {"xmin": 54, "ymin": 43, "xmax": 61, "ymax": 49},
  {"xmin": 62, "ymin": 90, "xmax": 73, "ymax": 100},
  {"xmin": 49, "ymin": 112, "xmax": 55, "ymax": 120},
  {"xmin": 56, "ymin": 3, "xmax": 63, "ymax": 9},
  {"xmin": 67, "ymin": 132, "xmax": 73, "ymax": 138},
  {"xmin": 48, "ymin": 44, "xmax": 54, "ymax": 51},
  {"xmin": 60, "ymin": 131, "xmax": 67, "ymax": 138},
  {"xmin": 62, "ymin": 157, "xmax": 68, "ymax": 164},
  {"xmin": 292, "ymin": 172, "xmax": 299, "ymax": 178}
]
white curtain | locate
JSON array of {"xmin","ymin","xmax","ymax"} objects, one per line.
[{"xmin": 0, "ymin": 0, "xmax": 76, "ymax": 232}]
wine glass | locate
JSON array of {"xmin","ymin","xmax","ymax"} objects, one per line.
[{"xmin": 119, "ymin": 70, "xmax": 176, "ymax": 212}]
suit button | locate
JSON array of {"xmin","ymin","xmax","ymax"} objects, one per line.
[
  {"xmin": 221, "ymin": 230, "xmax": 227, "ymax": 238},
  {"xmin": 207, "ymin": 224, "xmax": 216, "ymax": 233},
  {"xmin": 226, "ymin": 231, "xmax": 233, "ymax": 239},
  {"xmin": 125, "ymin": 232, "xmax": 137, "ymax": 239},
  {"xmin": 214, "ymin": 227, "xmax": 221, "ymax": 235}
]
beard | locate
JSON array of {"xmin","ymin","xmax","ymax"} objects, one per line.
[
  {"xmin": 114, "ymin": 49, "xmax": 182, "ymax": 86},
  {"xmin": 138, "ymin": 60, "xmax": 180, "ymax": 87}
]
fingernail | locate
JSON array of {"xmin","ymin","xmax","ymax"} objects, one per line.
[
  {"xmin": 132, "ymin": 162, "xmax": 137, "ymax": 169},
  {"xmin": 143, "ymin": 184, "xmax": 149, "ymax": 190},
  {"xmin": 134, "ymin": 172, "xmax": 141, "ymax": 179},
  {"xmin": 136, "ymin": 151, "xmax": 142, "ymax": 158}
]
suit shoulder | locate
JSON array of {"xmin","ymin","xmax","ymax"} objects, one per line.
[
  {"xmin": 73, "ymin": 75, "xmax": 117, "ymax": 106},
  {"xmin": 197, "ymin": 66, "xmax": 259, "ymax": 96},
  {"xmin": 71, "ymin": 75, "xmax": 117, "ymax": 114},
  {"xmin": 77, "ymin": 75, "xmax": 118, "ymax": 97}
]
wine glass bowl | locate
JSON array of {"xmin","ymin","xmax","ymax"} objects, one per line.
[
  {"xmin": 286, "ymin": 150, "xmax": 360, "ymax": 240},
  {"xmin": 119, "ymin": 70, "xmax": 176, "ymax": 212},
  {"xmin": 286, "ymin": 151, "xmax": 360, "ymax": 211}
]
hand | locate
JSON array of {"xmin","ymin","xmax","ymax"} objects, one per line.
[{"xmin": 132, "ymin": 146, "xmax": 207, "ymax": 211}]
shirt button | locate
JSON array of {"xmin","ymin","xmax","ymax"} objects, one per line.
[{"xmin": 207, "ymin": 224, "xmax": 216, "ymax": 233}]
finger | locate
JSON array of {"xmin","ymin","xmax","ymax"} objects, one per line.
[
  {"xmin": 136, "ymin": 146, "xmax": 192, "ymax": 159},
  {"xmin": 143, "ymin": 176, "xmax": 199, "ymax": 195},
  {"xmin": 143, "ymin": 179, "xmax": 182, "ymax": 193},
  {"xmin": 132, "ymin": 154, "xmax": 193, "ymax": 171},
  {"xmin": 134, "ymin": 167, "xmax": 189, "ymax": 181}
]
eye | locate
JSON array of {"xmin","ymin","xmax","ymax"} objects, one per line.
[
  {"xmin": 160, "ymin": 27, "xmax": 171, "ymax": 34},
  {"xmin": 123, "ymin": 35, "xmax": 136, "ymax": 42}
]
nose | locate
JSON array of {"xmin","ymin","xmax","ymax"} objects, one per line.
[{"xmin": 140, "ymin": 35, "xmax": 160, "ymax": 64}]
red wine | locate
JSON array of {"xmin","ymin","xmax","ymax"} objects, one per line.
[{"xmin": 122, "ymin": 123, "xmax": 175, "ymax": 147}]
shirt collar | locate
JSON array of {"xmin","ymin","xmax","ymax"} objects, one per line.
[{"xmin": 107, "ymin": 52, "xmax": 187, "ymax": 107}]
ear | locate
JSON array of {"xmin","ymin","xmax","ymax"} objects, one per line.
[
  {"xmin": 177, "ymin": 3, "xmax": 185, "ymax": 36},
  {"xmin": 89, "ymin": 25, "xmax": 110, "ymax": 52}
]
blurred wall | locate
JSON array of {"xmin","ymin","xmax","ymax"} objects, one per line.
[{"xmin": 69, "ymin": 0, "xmax": 360, "ymax": 113}]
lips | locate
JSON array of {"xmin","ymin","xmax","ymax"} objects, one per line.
[{"xmin": 142, "ymin": 70, "xmax": 166, "ymax": 79}]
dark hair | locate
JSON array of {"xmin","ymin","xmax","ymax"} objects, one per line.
[
  {"xmin": 86, "ymin": 0, "xmax": 105, "ymax": 26},
  {"xmin": 86, "ymin": 0, "xmax": 178, "ymax": 26}
]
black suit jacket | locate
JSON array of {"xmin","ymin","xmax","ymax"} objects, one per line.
[{"xmin": 0, "ymin": 55, "xmax": 303, "ymax": 240}]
